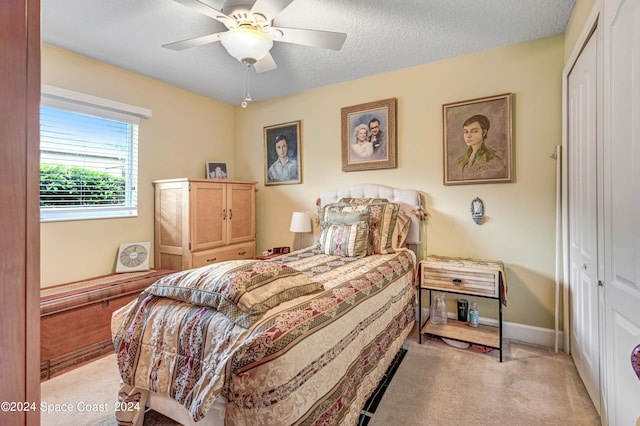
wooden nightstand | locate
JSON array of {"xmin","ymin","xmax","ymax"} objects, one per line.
[{"xmin": 418, "ymin": 255, "xmax": 506, "ymax": 362}]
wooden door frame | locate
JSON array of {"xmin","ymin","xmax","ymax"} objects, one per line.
[{"xmin": 0, "ymin": 0, "xmax": 41, "ymax": 424}]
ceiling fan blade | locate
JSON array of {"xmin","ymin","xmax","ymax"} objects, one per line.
[
  {"xmin": 171, "ymin": 0, "xmax": 236, "ymax": 28},
  {"xmin": 251, "ymin": 0, "xmax": 295, "ymax": 21},
  {"xmin": 162, "ymin": 32, "xmax": 224, "ymax": 50},
  {"xmin": 273, "ymin": 27, "xmax": 347, "ymax": 50},
  {"xmin": 253, "ymin": 52, "xmax": 277, "ymax": 73}
]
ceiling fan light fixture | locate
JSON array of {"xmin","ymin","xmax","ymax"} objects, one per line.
[{"xmin": 220, "ymin": 27, "xmax": 273, "ymax": 62}]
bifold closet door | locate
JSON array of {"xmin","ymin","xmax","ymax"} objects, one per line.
[{"xmin": 567, "ymin": 29, "xmax": 600, "ymax": 414}]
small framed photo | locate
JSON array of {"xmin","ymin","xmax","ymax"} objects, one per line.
[
  {"xmin": 205, "ymin": 162, "xmax": 229, "ymax": 180},
  {"xmin": 264, "ymin": 120, "xmax": 302, "ymax": 186},
  {"xmin": 341, "ymin": 98, "xmax": 396, "ymax": 172},
  {"xmin": 443, "ymin": 93, "xmax": 513, "ymax": 185}
]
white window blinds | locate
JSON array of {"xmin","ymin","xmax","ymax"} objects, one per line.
[{"xmin": 40, "ymin": 86, "xmax": 151, "ymax": 221}]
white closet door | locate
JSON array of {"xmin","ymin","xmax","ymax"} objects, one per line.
[
  {"xmin": 603, "ymin": 0, "xmax": 640, "ymax": 424},
  {"xmin": 567, "ymin": 30, "xmax": 600, "ymax": 413}
]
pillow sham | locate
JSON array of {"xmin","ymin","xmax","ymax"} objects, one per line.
[
  {"xmin": 320, "ymin": 202, "xmax": 371, "ymax": 225},
  {"xmin": 318, "ymin": 221, "xmax": 369, "ymax": 258},
  {"xmin": 144, "ymin": 260, "xmax": 324, "ymax": 328},
  {"xmin": 392, "ymin": 209, "xmax": 412, "ymax": 248},
  {"xmin": 338, "ymin": 198, "xmax": 400, "ymax": 254}
]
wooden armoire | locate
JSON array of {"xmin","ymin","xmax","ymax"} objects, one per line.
[{"xmin": 153, "ymin": 178, "xmax": 257, "ymax": 271}]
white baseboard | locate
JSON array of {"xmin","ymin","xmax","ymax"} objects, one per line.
[
  {"xmin": 484, "ymin": 318, "xmax": 565, "ymax": 351},
  {"xmin": 417, "ymin": 307, "xmax": 565, "ymax": 351}
]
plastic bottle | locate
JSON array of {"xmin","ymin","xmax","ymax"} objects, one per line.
[
  {"xmin": 469, "ymin": 302, "xmax": 479, "ymax": 327},
  {"xmin": 431, "ymin": 292, "xmax": 448, "ymax": 325}
]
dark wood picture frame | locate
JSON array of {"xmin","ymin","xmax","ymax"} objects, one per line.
[
  {"xmin": 264, "ymin": 121, "xmax": 302, "ymax": 186},
  {"xmin": 205, "ymin": 161, "xmax": 229, "ymax": 180},
  {"xmin": 443, "ymin": 93, "xmax": 513, "ymax": 185},
  {"xmin": 341, "ymin": 98, "xmax": 396, "ymax": 172}
]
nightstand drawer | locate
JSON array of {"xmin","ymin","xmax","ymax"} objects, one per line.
[{"xmin": 421, "ymin": 262, "xmax": 499, "ymax": 298}]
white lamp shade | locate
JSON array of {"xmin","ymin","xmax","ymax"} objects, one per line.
[
  {"xmin": 289, "ymin": 211, "xmax": 312, "ymax": 233},
  {"xmin": 220, "ymin": 27, "xmax": 273, "ymax": 62}
]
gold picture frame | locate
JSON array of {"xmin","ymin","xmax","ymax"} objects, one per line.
[
  {"xmin": 443, "ymin": 93, "xmax": 513, "ymax": 185},
  {"xmin": 341, "ymin": 98, "xmax": 396, "ymax": 172},
  {"xmin": 264, "ymin": 120, "xmax": 302, "ymax": 186}
]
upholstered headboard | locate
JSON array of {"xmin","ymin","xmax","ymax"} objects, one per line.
[{"xmin": 318, "ymin": 183, "xmax": 425, "ymax": 246}]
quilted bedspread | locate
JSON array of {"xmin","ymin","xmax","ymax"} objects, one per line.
[{"xmin": 111, "ymin": 247, "xmax": 416, "ymax": 425}]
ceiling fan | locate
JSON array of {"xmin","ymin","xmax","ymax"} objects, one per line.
[{"xmin": 163, "ymin": 0, "xmax": 348, "ymax": 73}]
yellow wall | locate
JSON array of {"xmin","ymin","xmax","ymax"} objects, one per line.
[
  {"xmin": 233, "ymin": 35, "xmax": 565, "ymax": 330},
  {"xmin": 564, "ymin": 0, "xmax": 597, "ymax": 61},
  {"xmin": 41, "ymin": 34, "xmax": 565, "ymax": 331},
  {"xmin": 40, "ymin": 45, "xmax": 235, "ymax": 286}
]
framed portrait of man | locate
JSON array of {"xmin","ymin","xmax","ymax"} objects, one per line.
[
  {"xmin": 341, "ymin": 98, "xmax": 397, "ymax": 172},
  {"xmin": 443, "ymin": 93, "xmax": 513, "ymax": 185},
  {"xmin": 264, "ymin": 121, "xmax": 302, "ymax": 186}
]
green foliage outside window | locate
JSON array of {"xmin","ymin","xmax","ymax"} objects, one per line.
[{"xmin": 40, "ymin": 164, "xmax": 125, "ymax": 207}]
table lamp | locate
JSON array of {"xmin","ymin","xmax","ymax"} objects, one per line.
[{"xmin": 289, "ymin": 211, "xmax": 312, "ymax": 250}]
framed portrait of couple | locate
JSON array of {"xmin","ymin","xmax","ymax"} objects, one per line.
[
  {"xmin": 264, "ymin": 120, "xmax": 302, "ymax": 186},
  {"xmin": 443, "ymin": 93, "xmax": 513, "ymax": 185},
  {"xmin": 341, "ymin": 98, "xmax": 397, "ymax": 172}
]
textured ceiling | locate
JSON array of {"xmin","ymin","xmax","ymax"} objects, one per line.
[{"xmin": 42, "ymin": 0, "xmax": 576, "ymax": 106}]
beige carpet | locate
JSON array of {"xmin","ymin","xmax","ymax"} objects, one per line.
[
  {"xmin": 41, "ymin": 329, "xmax": 600, "ymax": 425},
  {"xmin": 369, "ymin": 333, "xmax": 601, "ymax": 426}
]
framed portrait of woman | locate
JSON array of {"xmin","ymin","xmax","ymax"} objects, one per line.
[
  {"xmin": 341, "ymin": 98, "xmax": 396, "ymax": 172},
  {"xmin": 443, "ymin": 93, "xmax": 513, "ymax": 185},
  {"xmin": 264, "ymin": 121, "xmax": 302, "ymax": 186}
]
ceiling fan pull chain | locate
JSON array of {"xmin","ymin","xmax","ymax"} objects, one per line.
[{"xmin": 241, "ymin": 60, "xmax": 252, "ymax": 108}]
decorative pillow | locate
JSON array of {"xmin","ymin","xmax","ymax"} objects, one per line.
[
  {"xmin": 318, "ymin": 221, "xmax": 369, "ymax": 258},
  {"xmin": 144, "ymin": 260, "xmax": 324, "ymax": 328},
  {"xmin": 338, "ymin": 198, "xmax": 400, "ymax": 254},
  {"xmin": 392, "ymin": 209, "xmax": 412, "ymax": 248},
  {"xmin": 318, "ymin": 203, "xmax": 372, "ymax": 255},
  {"xmin": 320, "ymin": 202, "xmax": 371, "ymax": 225}
]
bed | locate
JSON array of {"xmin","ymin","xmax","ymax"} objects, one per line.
[{"xmin": 111, "ymin": 183, "xmax": 425, "ymax": 425}]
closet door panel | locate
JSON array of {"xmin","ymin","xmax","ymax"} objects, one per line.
[
  {"xmin": 567, "ymin": 30, "xmax": 600, "ymax": 412},
  {"xmin": 603, "ymin": 0, "xmax": 640, "ymax": 424}
]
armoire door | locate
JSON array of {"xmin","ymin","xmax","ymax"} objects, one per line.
[
  {"xmin": 226, "ymin": 183, "xmax": 256, "ymax": 245},
  {"xmin": 567, "ymin": 29, "xmax": 600, "ymax": 413},
  {"xmin": 602, "ymin": 0, "xmax": 640, "ymax": 424},
  {"xmin": 190, "ymin": 181, "xmax": 226, "ymax": 250}
]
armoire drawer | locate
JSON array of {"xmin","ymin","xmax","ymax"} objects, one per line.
[{"xmin": 191, "ymin": 241, "xmax": 255, "ymax": 267}]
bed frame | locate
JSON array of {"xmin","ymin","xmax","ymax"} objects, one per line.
[{"xmin": 131, "ymin": 183, "xmax": 424, "ymax": 426}]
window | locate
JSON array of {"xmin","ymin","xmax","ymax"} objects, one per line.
[{"xmin": 40, "ymin": 85, "xmax": 151, "ymax": 221}]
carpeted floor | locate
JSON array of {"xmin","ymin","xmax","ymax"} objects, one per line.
[
  {"xmin": 369, "ymin": 333, "xmax": 601, "ymax": 426},
  {"xmin": 41, "ymin": 327, "xmax": 600, "ymax": 425}
]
